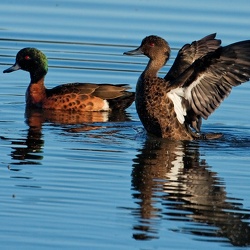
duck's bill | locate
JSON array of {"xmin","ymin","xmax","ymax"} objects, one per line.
[
  {"xmin": 123, "ymin": 47, "xmax": 143, "ymax": 56},
  {"xmin": 3, "ymin": 63, "xmax": 21, "ymax": 73}
]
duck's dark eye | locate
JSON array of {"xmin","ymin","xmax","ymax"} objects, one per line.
[
  {"xmin": 149, "ymin": 43, "xmax": 155, "ymax": 47},
  {"xmin": 25, "ymin": 55, "xmax": 31, "ymax": 60}
]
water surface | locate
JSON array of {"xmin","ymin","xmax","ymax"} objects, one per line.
[{"xmin": 1, "ymin": 1, "xmax": 250, "ymax": 249}]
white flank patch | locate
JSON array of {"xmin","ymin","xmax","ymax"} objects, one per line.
[
  {"xmin": 101, "ymin": 112, "xmax": 109, "ymax": 122},
  {"xmin": 100, "ymin": 100, "xmax": 109, "ymax": 122},
  {"xmin": 102, "ymin": 100, "xmax": 110, "ymax": 111},
  {"xmin": 167, "ymin": 88, "xmax": 186, "ymax": 124}
]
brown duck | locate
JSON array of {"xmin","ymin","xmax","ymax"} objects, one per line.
[
  {"xmin": 124, "ymin": 33, "xmax": 250, "ymax": 140},
  {"xmin": 3, "ymin": 48, "xmax": 135, "ymax": 112}
]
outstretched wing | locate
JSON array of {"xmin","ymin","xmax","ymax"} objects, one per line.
[
  {"xmin": 165, "ymin": 33, "xmax": 221, "ymax": 82},
  {"xmin": 167, "ymin": 40, "xmax": 250, "ymax": 132}
]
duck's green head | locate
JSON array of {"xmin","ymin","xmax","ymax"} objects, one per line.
[{"xmin": 3, "ymin": 47, "xmax": 48, "ymax": 83}]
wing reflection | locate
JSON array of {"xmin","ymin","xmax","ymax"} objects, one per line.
[
  {"xmin": 131, "ymin": 138, "xmax": 250, "ymax": 246},
  {"xmin": 9, "ymin": 108, "xmax": 131, "ymax": 165}
]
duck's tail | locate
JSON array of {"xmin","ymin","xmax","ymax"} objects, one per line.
[
  {"xmin": 202, "ymin": 133, "xmax": 223, "ymax": 140},
  {"xmin": 193, "ymin": 132, "xmax": 223, "ymax": 140},
  {"xmin": 187, "ymin": 124, "xmax": 223, "ymax": 140},
  {"xmin": 108, "ymin": 92, "xmax": 135, "ymax": 110}
]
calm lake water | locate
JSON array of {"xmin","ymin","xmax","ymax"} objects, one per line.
[{"xmin": 1, "ymin": 0, "xmax": 250, "ymax": 249}]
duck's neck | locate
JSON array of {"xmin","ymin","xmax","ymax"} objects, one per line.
[
  {"xmin": 143, "ymin": 56, "xmax": 168, "ymax": 78},
  {"xmin": 30, "ymin": 67, "xmax": 47, "ymax": 84},
  {"xmin": 26, "ymin": 77, "xmax": 46, "ymax": 107}
]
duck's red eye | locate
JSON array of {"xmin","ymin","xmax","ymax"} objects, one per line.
[
  {"xmin": 25, "ymin": 55, "xmax": 31, "ymax": 60},
  {"xmin": 149, "ymin": 43, "xmax": 155, "ymax": 47}
]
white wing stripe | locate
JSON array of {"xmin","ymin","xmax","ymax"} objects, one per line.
[
  {"xmin": 185, "ymin": 74, "xmax": 206, "ymax": 103},
  {"xmin": 167, "ymin": 88, "xmax": 186, "ymax": 124}
]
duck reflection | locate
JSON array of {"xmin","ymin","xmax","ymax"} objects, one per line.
[
  {"xmin": 10, "ymin": 108, "xmax": 131, "ymax": 165},
  {"xmin": 10, "ymin": 110, "xmax": 44, "ymax": 165},
  {"xmin": 131, "ymin": 138, "xmax": 250, "ymax": 246}
]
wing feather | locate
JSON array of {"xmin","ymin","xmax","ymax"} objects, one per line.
[
  {"xmin": 168, "ymin": 40, "xmax": 250, "ymax": 126},
  {"xmin": 165, "ymin": 33, "xmax": 221, "ymax": 82}
]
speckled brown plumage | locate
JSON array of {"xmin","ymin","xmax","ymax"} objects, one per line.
[
  {"xmin": 4, "ymin": 47, "xmax": 135, "ymax": 112},
  {"xmin": 124, "ymin": 33, "xmax": 250, "ymax": 140},
  {"xmin": 27, "ymin": 80, "xmax": 134, "ymax": 111},
  {"xmin": 136, "ymin": 75, "xmax": 193, "ymax": 140}
]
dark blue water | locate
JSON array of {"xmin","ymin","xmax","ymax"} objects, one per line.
[{"xmin": 1, "ymin": 1, "xmax": 250, "ymax": 249}]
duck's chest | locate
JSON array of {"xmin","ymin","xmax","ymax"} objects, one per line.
[
  {"xmin": 135, "ymin": 77, "xmax": 170, "ymax": 112},
  {"xmin": 26, "ymin": 83, "xmax": 47, "ymax": 107}
]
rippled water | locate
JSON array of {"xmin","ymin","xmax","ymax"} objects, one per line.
[{"xmin": 1, "ymin": 0, "xmax": 250, "ymax": 249}]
